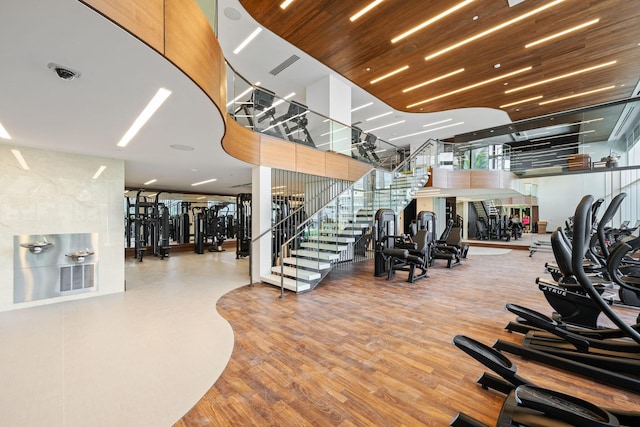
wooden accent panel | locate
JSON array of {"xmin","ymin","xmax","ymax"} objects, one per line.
[
  {"xmin": 470, "ymin": 170, "xmax": 500, "ymax": 188},
  {"xmin": 429, "ymin": 167, "xmax": 445, "ymax": 188},
  {"xmin": 325, "ymin": 152, "xmax": 350, "ymax": 181},
  {"xmin": 177, "ymin": 252, "xmax": 640, "ymax": 426},
  {"xmin": 240, "ymin": 0, "xmax": 640, "ymax": 121},
  {"xmin": 259, "ymin": 134, "xmax": 296, "ymax": 170},
  {"xmin": 296, "ymin": 144, "xmax": 326, "ymax": 176},
  {"xmin": 347, "ymin": 159, "xmax": 372, "ymax": 181},
  {"xmin": 447, "ymin": 169, "xmax": 470, "ymax": 189},
  {"xmin": 222, "ymin": 119, "xmax": 260, "ymax": 165},
  {"xmin": 80, "ymin": 0, "xmax": 164, "ymax": 53},
  {"xmin": 164, "ymin": 0, "xmax": 225, "ymax": 107}
]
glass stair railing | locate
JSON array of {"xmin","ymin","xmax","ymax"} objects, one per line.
[{"xmin": 260, "ymin": 139, "xmax": 436, "ymax": 293}]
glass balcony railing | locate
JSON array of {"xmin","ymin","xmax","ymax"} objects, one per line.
[
  {"xmin": 225, "ymin": 62, "xmax": 401, "ymax": 170},
  {"xmin": 268, "ymin": 140, "xmax": 434, "ymax": 293},
  {"xmin": 450, "ymin": 96, "xmax": 640, "ymax": 178}
]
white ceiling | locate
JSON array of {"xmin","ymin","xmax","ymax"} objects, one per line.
[
  {"xmin": 0, "ymin": 0, "xmax": 251, "ymax": 195},
  {"xmin": 217, "ymin": 0, "xmax": 514, "ymax": 150},
  {"xmin": 0, "ymin": 0, "xmax": 516, "ymax": 196}
]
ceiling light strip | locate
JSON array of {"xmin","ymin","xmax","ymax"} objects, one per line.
[
  {"xmin": 545, "ymin": 117, "xmax": 604, "ymax": 130},
  {"xmin": 538, "ymin": 85, "xmax": 616, "ymax": 105},
  {"xmin": 389, "ymin": 122, "xmax": 464, "ymax": 141},
  {"xmin": 423, "ymin": 119, "xmax": 452, "ymax": 128},
  {"xmin": 0, "ymin": 122, "xmax": 11, "ymax": 139},
  {"xmin": 370, "ymin": 66, "xmax": 409, "ymax": 84},
  {"xmin": 505, "ymin": 61, "xmax": 617, "ymax": 94},
  {"xmin": 144, "ymin": 179, "xmax": 157, "ymax": 185},
  {"xmin": 530, "ymin": 129, "xmax": 596, "ymax": 142},
  {"xmin": 363, "ymin": 120, "xmax": 405, "ymax": 133},
  {"xmin": 117, "ymin": 88, "xmax": 172, "ymax": 147},
  {"xmin": 280, "ymin": 0, "xmax": 295, "ymax": 9},
  {"xmin": 192, "ymin": 178, "xmax": 217, "ymax": 186},
  {"xmin": 366, "ymin": 111, "xmax": 393, "ymax": 121},
  {"xmin": 226, "ymin": 81, "xmax": 261, "ymax": 107},
  {"xmin": 233, "ymin": 28, "xmax": 262, "ymax": 55},
  {"xmin": 499, "ymin": 95, "xmax": 543, "ymax": 108},
  {"xmin": 525, "ymin": 18, "xmax": 600, "ymax": 48},
  {"xmin": 402, "ymin": 68, "xmax": 465, "ymax": 93},
  {"xmin": 407, "ymin": 67, "xmax": 532, "ymax": 108},
  {"xmin": 391, "ymin": 0, "xmax": 475, "ymax": 44},
  {"xmin": 424, "ymin": 0, "xmax": 565, "ymax": 60},
  {"xmin": 350, "ymin": 0, "xmax": 384, "ymax": 22},
  {"xmin": 11, "ymin": 149, "xmax": 29, "ymax": 170},
  {"xmin": 92, "ymin": 166, "xmax": 107, "ymax": 180},
  {"xmin": 351, "ymin": 102, "xmax": 373, "ymax": 112}
]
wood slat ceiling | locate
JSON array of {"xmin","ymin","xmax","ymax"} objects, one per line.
[{"xmin": 239, "ymin": 0, "xmax": 640, "ymax": 122}]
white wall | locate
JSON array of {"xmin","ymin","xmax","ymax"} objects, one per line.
[
  {"xmin": 0, "ymin": 145, "xmax": 125, "ymax": 311},
  {"xmin": 524, "ymin": 173, "xmax": 614, "ymax": 231}
]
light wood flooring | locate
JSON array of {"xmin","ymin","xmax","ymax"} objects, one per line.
[{"xmin": 176, "ymin": 249, "xmax": 640, "ymax": 426}]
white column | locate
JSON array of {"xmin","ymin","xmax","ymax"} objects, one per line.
[
  {"xmin": 306, "ymin": 75, "xmax": 351, "ymax": 154},
  {"xmin": 251, "ymin": 166, "xmax": 272, "ymax": 281}
]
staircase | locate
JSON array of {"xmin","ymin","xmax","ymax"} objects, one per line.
[{"xmin": 260, "ymin": 140, "xmax": 434, "ymax": 292}]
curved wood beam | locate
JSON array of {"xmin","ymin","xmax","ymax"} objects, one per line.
[{"xmin": 79, "ymin": 0, "xmax": 372, "ymax": 181}]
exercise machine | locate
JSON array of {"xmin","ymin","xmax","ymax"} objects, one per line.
[
  {"xmin": 132, "ymin": 191, "xmax": 170, "ymax": 262},
  {"xmin": 236, "ymin": 193, "xmax": 251, "ymax": 258}
]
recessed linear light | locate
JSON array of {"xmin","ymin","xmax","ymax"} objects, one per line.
[
  {"xmin": 391, "ymin": 0, "xmax": 474, "ymax": 44},
  {"xmin": 424, "ymin": 0, "xmax": 565, "ymax": 60},
  {"xmin": 505, "ymin": 61, "xmax": 617, "ymax": 94},
  {"xmin": 117, "ymin": 88, "xmax": 172, "ymax": 147},
  {"xmin": 280, "ymin": 0, "xmax": 295, "ymax": 9},
  {"xmin": 350, "ymin": 0, "xmax": 384, "ymax": 22},
  {"xmin": 92, "ymin": 165, "xmax": 107, "ymax": 180},
  {"xmin": 366, "ymin": 111, "xmax": 393, "ymax": 121},
  {"xmin": 11, "ymin": 149, "xmax": 29, "ymax": 170},
  {"xmin": 499, "ymin": 95, "xmax": 543, "ymax": 108},
  {"xmin": 530, "ymin": 129, "xmax": 596, "ymax": 142},
  {"xmin": 192, "ymin": 178, "xmax": 217, "ymax": 186},
  {"xmin": 423, "ymin": 119, "xmax": 452, "ymax": 128},
  {"xmin": 197, "ymin": 196, "xmax": 207, "ymax": 200},
  {"xmin": 226, "ymin": 81, "xmax": 261, "ymax": 107},
  {"xmin": 545, "ymin": 117, "xmax": 604, "ymax": 130},
  {"xmin": 389, "ymin": 122, "xmax": 464, "ymax": 141},
  {"xmin": 402, "ymin": 68, "xmax": 464, "ymax": 93},
  {"xmin": 370, "ymin": 65, "xmax": 409, "ymax": 84},
  {"xmin": 233, "ymin": 27, "xmax": 262, "ymax": 55},
  {"xmin": 363, "ymin": 120, "xmax": 405, "ymax": 133},
  {"xmin": 144, "ymin": 179, "xmax": 157, "ymax": 185},
  {"xmin": 407, "ymin": 66, "xmax": 532, "ymax": 108},
  {"xmin": 539, "ymin": 85, "xmax": 616, "ymax": 105},
  {"xmin": 351, "ymin": 102, "xmax": 373, "ymax": 112},
  {"xmin": 256, "ymin": 92, "xmax": 296, "ymax": 118},
  {"xmin": 0, "ymin": 122, "xmax": 11, "ymax": 139},
  {"xmin": 525, "ymin": 18, "xmax": 600, "ymax": 48}
]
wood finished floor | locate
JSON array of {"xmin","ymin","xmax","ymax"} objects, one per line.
[{"xmin": 176, "ymin": 250, "xmax": 640, "ymax": 426}]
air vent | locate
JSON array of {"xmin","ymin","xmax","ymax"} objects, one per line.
[
  {"xmin": 269, "ymin": 55, "xmax": 300, "ymax": 76},
  {"xmin": 60, "ymin": 264, "xmax": 95, "ymax": 293},
  {"xmin": 230, "ymin": 182, "xmax": 252, "ymax": 188},
  {"xmin": 614, "ymin": 105, "xmax": 635, "ymax": 137}
]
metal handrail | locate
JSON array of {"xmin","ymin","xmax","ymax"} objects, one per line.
[
  {"xmin": 273, "ymin": 138, "xmax": 437, "ymax": 294},
  {"xmin": 249, "ymin": 178, "xmax": 350, "ymax": 287}
]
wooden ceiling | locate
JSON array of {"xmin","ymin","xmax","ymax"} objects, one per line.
[{"xmin": 239, "ymin": 0, "xmax": 640, "ymax": 122}]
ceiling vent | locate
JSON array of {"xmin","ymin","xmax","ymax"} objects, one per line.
[
  {"xmin": 230, "ymin": 182, "xmax": 252, "ymax": 188},
  {"xmin": 270, "ymin": 55, "xmax": 300, "ymax": 76}
]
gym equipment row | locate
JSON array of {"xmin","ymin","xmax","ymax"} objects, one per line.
[
  {"xmin": 373, "ymin": 209, "xmax": 468, "ymax": 284},
  {"xmin": 451, "ymin": 194, "xmax": 640, "ymax": 425},
  {"xmin": 125, "ymin": 191, "xmax": 170, "ymax": 262}
]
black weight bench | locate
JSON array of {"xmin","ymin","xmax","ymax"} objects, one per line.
[{"xmin": 381, "ymin": 230, "xmax": 430, "ymax": 283}]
